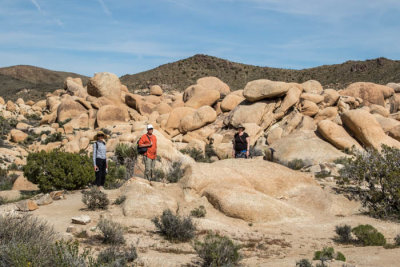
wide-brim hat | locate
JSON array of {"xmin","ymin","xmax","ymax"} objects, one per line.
[
  {"xmin": 237, "ymin": 124, "xmax": 245, "ymax": 130},
  {"xmin": 94, "ymin": 131, "xmax": 108, "ymax": 140}
]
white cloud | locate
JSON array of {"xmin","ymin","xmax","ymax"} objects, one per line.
[
  {"xmin": 97, "ymin": 0, "xmax": 111, "ymax": 16},
  {"xmin": 29, "ymin": 0, "xmax": 44, "ymax": 14}
]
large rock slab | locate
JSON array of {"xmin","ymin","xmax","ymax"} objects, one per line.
[
  {"xmin": 317, "ymin": 120, "xmax": 363, "ymax": 150},
  {"xmin": 180, "ymin": 159, "xmax": 333, "ymax": 222},
  {"xmin": 243, "ymin": 80, "xmax": 299, "ymax": 102},
  {"xmin": 164, "ymin": 107, "xmax": 196, "ymax": 135},
  {"xmin": 269, "ymin": 130, "xmax": 346, "ymax": 165},
  {"xmin": 96, "ymin": 105, "xmax": 129, "ymax": 128},
  {"xmin": 122, "ymin": 178, "xmax": 178, "ymax": 219},
  {"xmin": 197, "ymin": 77, "xmax": 230, "ymax": 96},
  {"xmin": 220, "ymin": 94, "xmax": 244, "ymax": 112},
  {"xmin": 225, "ymin": 101, "xmax": 275, "ymax": 128},
  {"xmin": 87, "ymin": 72, "xmax": 122, "ymax": 101},
  {"xmin": 183, "ymin": 85, "xmax": 220, "ymax": 109},
  {"xmin": 57, "ymin": 98, "xmax": 87, "ymax": 122},
  {"xmin": 179, "ymin": 106, "xmax": 217, "ymax": 133},
  {"xmin": 340, "ymin": 82, "xmax": 394, "ymax": 106},
  {"xmin": 341, "ymin": 109, "xmax": 400, "ymax": 150}
]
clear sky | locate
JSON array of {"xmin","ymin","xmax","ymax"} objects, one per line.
[{"xmin": 1, "ymin": 0, "xmax": 399, "ymax": 76}]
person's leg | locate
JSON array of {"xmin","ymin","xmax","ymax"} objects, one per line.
[
  {"xmin": 95, "ymin": 158, "xmax": 101, "ymax": 186},
  {"xmin": 99, "ymin": 159, "xmax": 106, "ymax": 187},
  {"xmin": 150, "ymin": 158, "xmax": 155, "ymax": 180},
  {"xmin": 144, "ymin": 156, "xmax": 151, "ymax": 180}
]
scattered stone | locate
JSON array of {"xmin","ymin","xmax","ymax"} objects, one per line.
[
  {"xmin": 50, "ymin": 190, "xmax": 65, "ymax": 200},
  {"xmin": 34, "ymin": 193, "xmax": 53, "ymax": 206},
  {"xmin": 16, "ymin": 199, "xmax": 39, "ymax": 211},
  {"xmin": 150, "ymin": 85, "xmax": 163, "ymax": 96},
  {"xmin": 71, "ymin": 215, "xmax": 91, "ymax": 225}
]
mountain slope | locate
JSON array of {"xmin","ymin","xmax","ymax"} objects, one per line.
[
  {"xmin": 121, "ymin": 54, "xmax": 400, "ymax": 91},
  {"xmin": 0, "ymin": 65, "xmax": 88, "ymax": 101}
]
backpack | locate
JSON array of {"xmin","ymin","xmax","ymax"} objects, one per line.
[{"xmin": 137, "ymin": 135, "xmax": 151, "ymax": 155}]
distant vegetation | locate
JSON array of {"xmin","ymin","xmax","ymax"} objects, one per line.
[{"xmin": 2, "ymin": 55, "xmax": 400, "ymax": 101}]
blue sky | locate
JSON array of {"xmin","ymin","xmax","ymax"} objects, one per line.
[{"xmin": 1, "ymin": 0, "xmax": 400, "ymax": 76}]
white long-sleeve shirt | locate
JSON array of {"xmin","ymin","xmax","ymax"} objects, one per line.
[{"xmin": 93, "ymin": 141, "xmax": 106, "ymax": 166}]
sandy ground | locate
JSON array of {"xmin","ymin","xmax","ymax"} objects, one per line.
[{"xmin": 31, "ymin": 182, "xmax": 400, "ymax": 267}]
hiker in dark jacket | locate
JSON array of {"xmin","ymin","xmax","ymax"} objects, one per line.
[
  {"xmin": 232, "ymin": 124, "xmax": 250, "ymax": 158},
  {"xmin": 93, "ymin": 131, "xmax": 108, "ymax": 188}
]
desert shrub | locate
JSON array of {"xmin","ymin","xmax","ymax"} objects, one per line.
[
  {"xmin": 205, "ymin": 144, "xmax": 217, "ymax": 159},
  {"xmin": 296, "ymin": 259, "xmax": 313, "ymax": 267},
  {"xmin": 335, "ymin": 224, "xmax": 353, "ymax": 243},
  {"xmin": 180, "ymin": 147, "xmax": 212, "ymax": 163},
  {"xmin": 0, "ymin": 168, "xmax": 18, "ymax": 191},
  {"xmin": 0, "ymin": 196, "xmax": 5, "ymax": 205},
  {"xmin": 115, "ymin": 143, "xmax": 138, "ymax": 165},
  {"xmin": 22, "ymin": 131, "xmax": 40, "ymax": 145},
  {"xmin": 194, "ymin": 233, "xmax": 241, "ymax": 267},
  {"xmin": 82, "ymin": 187, "xmax": 110, "ymax": 210},
  {"xmin": 287, "ymin": 159, "xmax": 306, "ymax": 170},
  {"xmin": 249, "ymin": 146, "xmax": 263, "ymax": 157},
  {"xmin": 0, "ymin": 116, "xmax": 17, "ymax": 138},
  {"xmin": 7, "ymin": 163, "xmax": 19, "ymax": 171},
  {"xmin": 165, "ymin": 161, "xmax": 184, "ymax": 183},
  {"xmin": 0, "ymin": 214, "xmax": 56, "ymax": 266},
  {"xmin": 394, "ymin": 234, "xmax": 400, "ymax": 246},
  {"xmin": 114, "ymin": 195, "xmax": 127, "ymax": 205},
  {"xmin": 191, "ymin": 205, "xmax": 207, "ymax": 218},
  {"xmin": 151, "ymin": 168, "xmax": 165, "ymax": 181},
  {"xmin": 24, "ymin": 150, "xmax": 93, "ymax": 192},
  {"xmin": 313, "ymin": 247, "xmax": 345, "ymax": 262},
  {"xmin": 50, "ymin": 240, "xmax": 93, "ymax": 267},
  {"xmin": 97, "ymin": 245, "xmax": 137, "ymax": 266},
  {"xmin": 97, "ymin": 218, "xmax": 125, "ymax": 245},
  {"xmin": 352, "ymin": 224, "xmax": 386, "ymax": 246},
  {"xmin": 152, "ymin": 209, "xmax": 196, "ymax": 242},
  {"xmin": 41, "ymin": 132, "xmax": 63, "ymax": 144},
  {"xmin": 338, "ymin": 145, "xmax": 400, "ymax": 219},
  {"xmin": 105, "ymin": 162, "xmax": 127, "ymax": 189}
]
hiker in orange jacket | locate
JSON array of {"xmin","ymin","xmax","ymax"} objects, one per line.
[{"xmin": 138, "ymin": 124, "xmax": 157, "ymax": 180}]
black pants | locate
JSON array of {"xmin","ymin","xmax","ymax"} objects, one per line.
[{"xmin": 95, "ymin": 158, "xmax": 107, "ymax": 186}]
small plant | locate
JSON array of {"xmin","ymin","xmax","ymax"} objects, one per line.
[
  {"xmin": 352, "ymin": 224, "xmax": 386, "ymax": 246},
  {"xmin": 165, "ymin": 161, "xmax": 184, "ymax": 183},
  {"xmin": 114, "ymin": 143, "xmax": 138, "ymax": 165},
  {"xmin": 153, "ymin": 168, "xmax": 165, "ymax": 181},
  {"xmin": 97, "ymin": 218, "xmax": 125, "ymax": 245},
  {"xmin": 105, "ymin": 163, "xmax": 127, "ymax": 189},
  {"xmin": 0, "ymin": 168, "xmax": 18, "ymax": 191},
  {"xmin": 113, "ymin": 195, "xmax": 127, "ymax": 205},
  {"xmin": 152, "ymin": 209, "xmax": 196, "ymax": 242},
  {"xmin": 313, "ymin": 247, "xmax": 345, "ymax": 262},
  {"xmin": 180, "ymin": 147, "xmax": 211, "ymax": 163},
  {"xmin": 190, "ymin": 205, "xmax": 207, "ymax": 218},
  {"xmin": 335, "ymin": 224, "xmax": 353, "ymax": 243},
  {"xmin": 296, "ymin": 259, "xmax": 313, "ymax": 267},
  {"xmin": 58, "ymin": 118, "xmax": 72, "ymax": 128},
  {"xmin": 395, "ymin": 234, "xmax": 400, "ymax": 246},
  {"xmin": 50, "ymin": 240, "xmax": 92, "ymax": 266},
  {"xmin": 97, "ymin": 245, "xmax": 137, "ymax": 266},
  {"xmin": 204, "ymin": 144, "xmax": 218, "ymax": 159},
  {"xmin": 194, "ymin": 232, "xmax": 241, "ymax": 267},
  {"xmin": 287, "ymin": 159, "xmax": 306, "ymax": 170},
  {"xmin": 82, "ymin": 187, "xmax": 110, "ymax": 210},
  {"xmin": 41, "ymin": 132, "xmax": 63, "ymax": 144},
  {"xmin": 24, "ymin": 150, "xmax": 93, "ymax": 192}
]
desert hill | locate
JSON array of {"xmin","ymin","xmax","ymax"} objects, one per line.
[
  {"xmin": 0, "ymin": 65, "xmax": 88, "ymax": 101},
  {"xmin": 2, "ymin": 55, "xmax": 400, "ymax": 101},
  {"xmin": 121, "ymin": 54, "xmax": 400, "ymax": 91}
]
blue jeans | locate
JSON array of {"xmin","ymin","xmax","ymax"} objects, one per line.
[{"xmin": 235, "ymin": 150, "xmax": 247, "ymax": 159}]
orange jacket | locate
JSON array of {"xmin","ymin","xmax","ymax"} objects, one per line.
[{"xmin": 138, "ymin": 134, "xmax": 157, "ymax": 159}]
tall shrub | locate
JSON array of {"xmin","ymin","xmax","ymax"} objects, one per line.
[{"xmin": 23, "ymin": 150, "xmax": 93, "ymax": 192}]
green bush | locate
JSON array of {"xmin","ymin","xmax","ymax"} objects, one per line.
[
  {"xmin": 296, "ymin": 259, "xmax": 312, "ymax": 267},
  {"xmin": 50, "ymin": 240, "xmax": 93, "ymax": 267},
  {"xmin": 335, "ymin": 224, "xmax": 353, "ymax": 243},
  {"xmin": 82, "ymin": 187, "xmax": 110, "ymax": 210},
  {"xmin": 0, "ymin": 116, "xmax": 17, "ymax": 139},
  {"xmin": 204, "ymin": 144, "xmax": 218, "ymax": 159},
  {"xmin": 338, "ymin": 145, "xmax": 400, "ymax": 219},
  {"xmin": 153, "ymin": 168, "xmax": 166, "ymax": 181},
  {"xmin": 152, "ymin": 209, "xmax": 196, "ymax": 242},
  {"xmin": 113, "ymin": 195, "xmax": 127, "ymax": 205},
  {"xmin": 97, "ymin": 218, "xmax": 125, "ymax": 245},
  {"xmin": 352, "ymin": 224, "xmax": 386, "ymax": 246},
  {"xmin": 97, "ymin": 245, "xmax": 137, "ymax": 266},
  {"xmin": 180, "ymin": 147, "xmax": 212, "ymax": 163},
  {"xmin": 313, "ymin": 247, "xmax": 345, "ymax": 262},
  {"xmin": 41, "ymin": 132, "xmax": 63, "ymax": 144},
  {"xmin": 23, "ymin": 150, "xmax": 93, "ymax": 192},
  {"xmin": 194, "ymin": 233, "xmax": 241, "ymax": 267},
  {"xmin": 287, "ymin": 159, "xmax": 306, "ymax": 170},
  {"xmin": 191, "ymin": 205, "xmax": 207, "ymax": 218},
  {"xmin": 165, "ymin": 161, "xmax": 184, "ymax": 183}
]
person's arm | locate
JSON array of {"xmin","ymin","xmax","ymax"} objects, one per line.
[
  {"xmin": 138, "ymin": 136, "xmax": 152, "ymax": 148},
  {"xmin": 93, "ymin": 143, "xmax": 98, "ymax": 171}
]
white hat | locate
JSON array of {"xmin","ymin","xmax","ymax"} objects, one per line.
[{"xmin": 147, "ymin": 124, "xmax": 154, "ymax": 130}]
